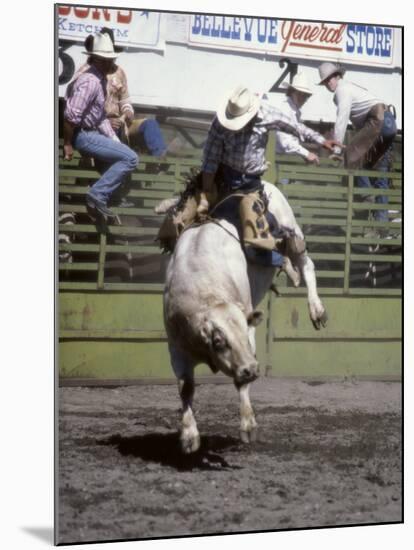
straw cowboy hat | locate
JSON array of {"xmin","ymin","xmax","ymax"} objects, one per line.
[
  {"xmin": 83, "ymin": 32, "xmax": 118, "ymax": 59},
  {"xmin": 217, "ymin": 86, "xmax": 261, "ymax": 131},
  {"xmin": 281, "ymin": 72, "xmax": 313, "ymax": 95},
  {"xmin": 318, "ymin": 62, "xmax": 345, "ymax": 85}
]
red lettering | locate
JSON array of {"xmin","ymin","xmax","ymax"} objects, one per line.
[
  {"xmin": 301, "ymin": 25, "xmax": 314, "ymax": 41},
  {"xmin": 58, "ymin": 5, "xmax": 71, "ymax": 16},
  {"xmin": 281, "ymin": 19, "xmax": 345, "ymax": 52},
  {"xmin": 117, "ymin": 10, "xmax": 133, "ymax": 24},
  {"xmin": 336, "ymin": 24, "xmax": 347, "ymax": 42},
  {"xmin": 309, "ymin": 26, "xmax": 320, "ymax": 41},
  {"xmin": 324, "ymin": 28, "xmax": 336, "ymax": 42},
  {"xmin": 293, "ymin": 23, "xmax": 303, "ymax": 40},
  {"xmin": 73, "ymin": 7, "xmax": 90, "ymax": 19},
  {"xmin": 281, "ymin": 20, "xmax": 295, "ymax": 52},
  {"xmin": 91, "ymin": 8, "xmax": 111, "ymax": 21}
]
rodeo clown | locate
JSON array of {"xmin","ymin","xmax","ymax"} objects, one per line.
[{"xmin": 157, "ymin": 85, "xmax": 341, "ymax": 278}]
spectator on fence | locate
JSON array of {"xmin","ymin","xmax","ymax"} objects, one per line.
[
  {"xmin": 275, "ymin": 72, "xmax": 327, "ymax": 172},
  {"xmin": 318, "ymin": 62, "xmax": 397, "ymax": 229},
  {"xmin": 63, "ymin": 32, "xmax": 138, "ymax": 219},
  {"xmin": 77, "ymin": 28, "xmax": 175, "ymax": 168}
]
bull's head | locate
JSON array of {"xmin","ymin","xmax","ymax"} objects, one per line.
[{"xmin": 199, "ymin": 303, "xmax": 263, "ymax": 385}]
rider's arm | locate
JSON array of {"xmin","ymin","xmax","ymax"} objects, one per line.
[
  {"xmin": 333, "ymin": 82, "xmax": 352, "ymax": 154},
  {"xmin": 197, "ymin": 119, "xmax": 224, "ymax": 217}
]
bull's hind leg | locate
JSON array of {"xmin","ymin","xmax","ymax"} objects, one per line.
[
  {"xmin": 178, "ymin": 374, "xmax": 201, "ymax": 454},
  {"xmin": 235, "ymin": 382, "xmax": 257, "ymax": 444}
]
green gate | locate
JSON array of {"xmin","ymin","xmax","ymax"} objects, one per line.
[{"xmin": 58, "ymin": 136, "xmax": 402, "ymax": 384}]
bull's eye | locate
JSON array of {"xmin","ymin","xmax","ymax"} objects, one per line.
[{"xmin": 212, "ymin": 330, "xmax": 227, "ymax": 351}]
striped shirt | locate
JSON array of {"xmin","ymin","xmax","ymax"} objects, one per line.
[
  {"xmin": 202, "ymin": 101, "xmax": 314, "ymax": 175},
  {"xmin": 72, "ymin": 63, "xmax": 134, "ymax": 119},
  {"xmin": 64, "ymin": 65, "xmax": 115, "ymax": 139}
]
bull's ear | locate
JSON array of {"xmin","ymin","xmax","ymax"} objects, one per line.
[{"xmin": 247, "ymin": 310, "xmax": 264, "ymax": 327}]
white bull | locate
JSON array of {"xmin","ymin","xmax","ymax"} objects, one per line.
[{"xmin": 162, "ymin": 181, "xmax": 326, "ymax": 454}]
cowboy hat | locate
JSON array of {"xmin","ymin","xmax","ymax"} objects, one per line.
[
  {"xmin": 281, "ymin": 72, "xmax": 313, "ymax": 95},
  {"xmin": 318, "ymin": 62, "xmax": 345, "ymax": 85},
  {"xmin": 82, "ymin": 32, "xmax": 118, "ymax": 59},
  {"xmin": 84, "ymin": 28, "xmax": 124, "ymax": 54},
  {"xmin": 217, "ymin": 86, "xmax": 261, "ymax": 131}
]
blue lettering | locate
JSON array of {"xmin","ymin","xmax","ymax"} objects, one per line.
[
  {"xmin": 243, "ymin": 18, "xmax": 254, "ymax": 41},
  {"xmin": 268, "ymin": 19, "xmax": 277, "ymax": 44},
  {"xmin": 374, "ymin": 26, "xmax": 383, "ymax": 55},
  {"xmin": 356, "ymin": 25, "xmax": 365, "ymax": 54},
  {"xmin": 58, "ymin": 17, "xmax": 67, "ymax": 31},
  {"xmin": 257, "ymin": 19, "xmax": 267, "ymax": 43},
  {"xmin": 231, "ymin": 17, "xmax": 241, "ymax": 40},
  {"xmin": 220, "ymin": 17, "xmax": 231, "ymax": 39},
  {"xmin": 69, "ymin": 22, "xmax": 77, "ymax": 31},
  {"xmin": 191, "ymin": 15, "xmax": 202, "ymax": 35},
  {"xmin": 210, "ymin": 16, "xmax": 221, "ymax": 38},
  {"xmin": 366, "ymin": 26, "xmax": 375, "ymax": 55},
  {"xmin": 202, "ymin": 15, "xmax": 211, "ymax": 36},
  {"xmin": 346, "ymin": 24, "xmax": 356, "ymax": 52},
  {"xmin": 85, "ymin": 24, "xmax": 93, "ymax": 33},
  {"xmin": 383, "ymin": 28, "xmax": 392, "ymax": 57}
]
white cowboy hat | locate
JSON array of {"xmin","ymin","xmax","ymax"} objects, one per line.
[
  {"xmin": 281, "ymin": 72, "xmax": 313, "ymax": 95},
  {"xmin": 217, "ymin": 86, "xmax": 261, "ymax": 131},
  {"xmin": 318, "ymin": 62, "xmax": 345, "ymax": 85},
  {"xmin": 83, "ymin": 32, "xmax": 118, "ymax": 59}
]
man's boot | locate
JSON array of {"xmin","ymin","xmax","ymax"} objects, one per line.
[
  {"xmin": 156, "ymin": 195, "xmax": 199, "ymax": 252},
  {"xmin": 239, "ymin": 193, "xmax": 276, "ymax": 251}
]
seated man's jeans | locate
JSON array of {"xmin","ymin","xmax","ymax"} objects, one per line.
[
  {"xmin": 74, "ymin": 130, "xmax": 138, "ymax": 204},
  {"xmin": 356, "ymin": 146, "xmax": 392, "ymax": 223}
]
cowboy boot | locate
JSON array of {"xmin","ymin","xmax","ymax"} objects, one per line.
[
  {"xmin": 156, "ymin": 195, "xmax": 199, "ymax": 252},
  {"xmin": 239, "ymin": 193, "xmax": 277, "ymax": 251},
  {"xmin": 156, "ymin": 213, "xmax": 180, "ymax": 252}
]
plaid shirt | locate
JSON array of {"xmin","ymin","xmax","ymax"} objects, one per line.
[
  {"xmin": 64, "ymin": 65, "xmax": 115, "ymax": 138},
  {"xmin": 202, "ymin": 101, "xmax": 315, "ymax": 175},
  {"xmin": 73, "ymin": 63, "xmax": 134, "ymax": 120}
]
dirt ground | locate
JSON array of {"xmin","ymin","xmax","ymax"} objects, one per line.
[{"xmin": 57, "ymin": 378, "xmax": 402, "ymax": 545}]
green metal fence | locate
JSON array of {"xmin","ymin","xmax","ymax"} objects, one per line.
[{"xmin": 58, "ymin": 139, "xmax": 402, "ymax": 383}]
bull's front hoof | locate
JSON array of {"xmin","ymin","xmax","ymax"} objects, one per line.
[
  {"xmin": 240, "ymin": 426, "xmax": 257, "ymax": 444},
  {"xmin": 180, "ymin": 432, "xmax": 201, "ymax": 454},
  {"xmin": 310, "ymin": 307, "xmax": 328, "ymax": 330}
]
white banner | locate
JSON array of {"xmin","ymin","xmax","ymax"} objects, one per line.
[
  {"xmin": 58, "ymin": 5, "xmax": 163, "ymax": 50},
  {"xmin": 188, "ymin": 16, "xmax": 397, "ymax": 68}
]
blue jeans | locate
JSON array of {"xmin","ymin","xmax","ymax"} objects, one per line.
[
  {"xmin": 74, "ymin": 130, "xmax": 138, "ymax": 204},
  {"xmin": 356, "ymin": 146, "xmax": 392, "ymax": 222},
  {"xmin": 134, "ymin": 119, "xmax": 167, "ymax": 157}
]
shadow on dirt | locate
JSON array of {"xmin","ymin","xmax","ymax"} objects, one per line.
[{"xmin": 99, "ymin": 432, "xmax": 243, "ymax": 471}]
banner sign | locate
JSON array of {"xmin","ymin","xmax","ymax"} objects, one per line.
[
  {"xmin": 188, "ymin": 16, "xmax": 396, "ymax": 67},
  {"xmin": 58, "ymin": 5, "xmax": 162, "ymax": 50}
]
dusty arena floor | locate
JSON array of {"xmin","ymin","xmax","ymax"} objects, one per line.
[{"xmin": 57, "ymin": 378, "xmax": 402, "ymax": 544}]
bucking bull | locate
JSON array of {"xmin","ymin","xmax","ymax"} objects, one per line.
[{"xmin": 156, "ymin": 180, "xmax": 327, "ymax": 454}]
